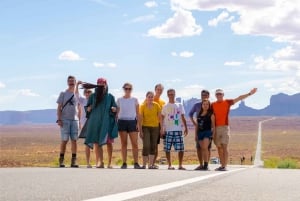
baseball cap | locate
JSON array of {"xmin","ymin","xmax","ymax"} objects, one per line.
[
  {"xmin": 215, "ymin": 89, "xmax": 224, "ymax": 94},
  {"xmin": 97, "ymin": 78, "xmax": 107, "ymax": 85}
]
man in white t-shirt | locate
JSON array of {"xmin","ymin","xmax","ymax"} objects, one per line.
[{"xmin": 161, "ymin": 89, "xmax": 188, "ymax": 170}]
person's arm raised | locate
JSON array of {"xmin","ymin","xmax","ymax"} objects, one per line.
[{"xmin": 233, "ymin": 88, "xmax": 258, "ymax": 104}]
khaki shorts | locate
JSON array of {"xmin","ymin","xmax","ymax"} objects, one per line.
[{"xmin": 214, "ymin": 126, "xmax": 230, "ymax": 147}]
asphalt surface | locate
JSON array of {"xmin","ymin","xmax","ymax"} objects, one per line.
[{"xmin": 1, "ymin": 165, "xmax": 299, "ymax": 201}]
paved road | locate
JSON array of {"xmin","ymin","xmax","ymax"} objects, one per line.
[
  {"xmin": 1, "ymin": 165, "xmax": 299, "ymax": 201},
  {"xmin": 254, "ymin": 118, "xmax": 276, "ymax": 166}
]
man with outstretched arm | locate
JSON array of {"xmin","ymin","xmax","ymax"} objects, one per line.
[{"xmin": 212, "ymin": 88, "xmax": 257, "ymax": 171}]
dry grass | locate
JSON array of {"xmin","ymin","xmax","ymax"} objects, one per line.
[{"xmin": 0, "ymin": 117, "xmax": 299, "ymax": 167}]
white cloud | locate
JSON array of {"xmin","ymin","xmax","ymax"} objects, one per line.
[
  {"xmin": 128, "ymin": 15, "xmax": 155, "ymax": 24},
  {"xmin": 0, "ymin": 81, "xmax": 5, "ymax": 88},
  {"xmin": 179, "ymin": 51, "xmax": 194, "ymax": 58},
  {"xmin": 263, "ymin": 77, "xmax": 300, "ymax": 94},
  {"xmin": 171, "ymin": 51, "xmax": 194, "ymax": 58},
  {"xmin": 274, "ymin": 46, "xmax": 296, "ymax": 59},
  {"xmin": 208, "ymin": 11, "xmax": 232, "ymax": 27},
  {"xmin": 93, "ymin": 62, "xmax": 105, "ymax": 67},
  {"xmin": 147, "ymin": 9, "xmax": 202, "ymax": 38},
  {"xmin": 171, "ymin": 51, "xmax": 177, "ymax": 56},
  {"xmin": 145, "ymin": 1, "xmax": 158, "ymax": 8},
  {"xmin": 224, "ymin": 61, "xmax": 244, "ymax": 66},
  {"xmin": 58, "ymin": 50, "xmax": 83, "ymax": 61},
  {"xmin": 170, "ymin": 0, "xmax": 300, "ymax": 44},
  {"xmin": 175, "ymin": 84, "xmax": 206, "ymax": 99},
  {"xmin": 17, "ymin": 89, "xmax": 40, "ymax": 97},
  {"xmin": 107, "ymin": 62, "xmax": 117, "ymax": 68},
  {"xmin": 165, "ymin": 78, "xmax": 182, "ymax": 83},
  {"xmin": 89, "ymin": 0, "xmax": 116, "ymax": 7},
  {"xmin": 94, "ymin": 62, "xmax": 117, "ymax": 68},
  {"xmin": 254, "ymin": 46, "xmax": 300, "ymax": 72}
]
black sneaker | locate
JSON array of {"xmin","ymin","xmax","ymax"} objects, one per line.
[
  {"xmin": 121, "ymin": 163, "xmax": 127, "ymax": 169},
  {"xmin": 70, "ymin": 157, "xmax": 79, "ymax": 168},
  {"xmin": 215, "ymin": 166, "xmax": 227, "ymax": 171},
  {"xmin": 134, "ymin": 163, "xmax": 142, "ymax": 169},
  {"xmin": 59, "ymin": 157, "xmax": 65, "ymax": 168},
  {"xmin": 219, "ymin": 167, "xmax": 227, "ymax": 171}
]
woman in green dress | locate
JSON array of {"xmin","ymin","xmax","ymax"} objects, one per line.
[{"xmin": 83, "ymin": 78, "xmax": 118, "ymax": 168}]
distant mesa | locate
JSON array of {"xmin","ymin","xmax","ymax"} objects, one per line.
[
  {"xmin": 0, "ymin": 93, "xmax": 299, "ymax": 125},
  {"xmin": 183, "ymin": 92, "xmax": 300, "ymax": 117}
]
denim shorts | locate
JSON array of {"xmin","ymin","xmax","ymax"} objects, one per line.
[
  {"xmin": 197, "ymin": 130, "xmax": 212, "ymax": 141},
  {"xmin": 60, "ymin": 119, "xmax": 79, "ymax": 141}
]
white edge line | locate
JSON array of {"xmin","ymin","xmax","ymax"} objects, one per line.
[{"xmin": 84, "ymin": 168, "xmax": 244, "ymax": 201}]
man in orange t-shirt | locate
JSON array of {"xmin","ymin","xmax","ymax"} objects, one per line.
[{"xmin": 212, "ymin": 88, "xmax": 257, "ymax": 171}]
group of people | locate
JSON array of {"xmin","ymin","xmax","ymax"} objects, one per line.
[{"xmin": 56, "ymin": 75, "xmax": 257, "ymax": 171}]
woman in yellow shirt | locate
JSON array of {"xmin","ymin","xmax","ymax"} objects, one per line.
[{"xmin": 139, "ymin": 91, "xmax": 163, "ymax": 169}]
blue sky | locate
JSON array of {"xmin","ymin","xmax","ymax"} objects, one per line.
[{"xmin": 0, "ymin": 0, "xmax": 299, "ymax": 111}]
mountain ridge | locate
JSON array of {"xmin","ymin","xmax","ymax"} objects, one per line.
[{"xmin": 0, "ymin": 93, "xmax": 299, "ymax": 125}]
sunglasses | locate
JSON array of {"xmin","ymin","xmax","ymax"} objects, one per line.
[
  {"xmin": 216, "ymin": 93, "xmax": 223, "ymax": 96},
  {"xmin": 124, "ymin": 88, "xmax": 132, "ymax": 91}
]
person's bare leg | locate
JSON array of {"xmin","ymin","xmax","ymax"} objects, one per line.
[
  {"xmin": 149, "ymin": 155, "xmax": 155, "ymax": 167},
  {"xmin": 59, "ymin": 141, "xmax": 68, "ymax": 167},
  {"xmin": 71, "ymin": 140, "xmax": 77, "ymax": 154},
  {"xmin": 217, "ymin": 146, "xmax": 225, "ymax": 167},
  {"xmin": 201, "ymin": 139, "xmax": 209, "ymax": 163},
  {"xmin": 99, "ymin": 145, "xmax": 104, "ymax": 167},
  {"xmin": 119, "ymin": 132, "xmax": 128, "ymax": 164},
  {"xmin": 222, "ymin": 144, "xmax": 229, "ymax": 167},
  {"xmin": 85, "ymin": 146, "xmax": 91, "ymax": 167},
  {"xmin": 178, "ymin": 151, "xmax": 184, "ymax": 169},
  {"xmin": 60, "ymin": 141, "xmax": 67, "ymax": 154},
  {"xmin": 129, "ymin": 132, "xmax": 139, "ymax": 163},
  {"xmin": 197, "ymin": 147, "xmax": 203, "ymax": 165},
  {"xmin": 107, "ymin": 143, "xmax": 113, "ymax": 168},
  {"xmin": 94, "ymin": 143, "xmax": 100, "ymax": 167},
  {"xmin": 166, "ymin": 152, "xmax": 172, "ymax": 168},
  {"xmin": 142, "ymin": 156, "xmax": 148, "ymax": 167}
]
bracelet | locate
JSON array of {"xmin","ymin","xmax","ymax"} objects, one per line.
[{"xmin": 248, "ymin": 93, "xmax": 251, "ymax": 96}]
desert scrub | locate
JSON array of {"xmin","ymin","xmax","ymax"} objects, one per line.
[
  {"xmin": 277, "ymin": 158, "xmax": 298, "ymax": 169},
  {"xmin": 264, "ymin": 157, "xmax": 299, "ymax": 169}
]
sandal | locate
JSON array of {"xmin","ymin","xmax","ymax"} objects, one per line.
[
  {"xmin": 96, "ymin": 163, "xmax": 104, "ymax": 168},
  {"xmin": 149, "ymin": 165, "xmax": 158, "ymax": 169},
  {"xmin": 178, "ymin": 166, "xmax": 186, "ymax": 170},
  {"xmin": 194, "ymin": 165, "xmax": 203, "ymax": 170},
  {"xmin": 168, "ymin": 166, "xmax": 175, "ymax": 170},
  {"xmin": 107, "ymin": 165, "xmax": 113, "ymax": 169}
]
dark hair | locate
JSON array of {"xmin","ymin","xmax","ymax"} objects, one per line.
[
  {"xmin": 146, "ymin": 91, "xmax": 154, "ymax": 97},
  {"xmin": 198, "ymin": 99, "xmax": 213, "ymax": 118},
  {"xmin": 201, "ymin": 89, "xmax": 210, "ymax": 95},
  {"xmin": 81, "ymin": 82, "xmax": 98, "ymax": 89},
  {"xmin": 155, "ymin": 83, "xmax": 164, "ymax": 90},
  {"xmin": 67, "ymin": 75, "xmax": 76, "ymax": 81},
  {"xmin": 123, "ymin": 82, "xmax": 133, "ymax": 89},
  {"xmin": 167, "ymin": 88, "xmax": 175, "ymax": 94},
  {"xmin": 81, "ymin": 82, "xmax": 107, "ymax": 106}
]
